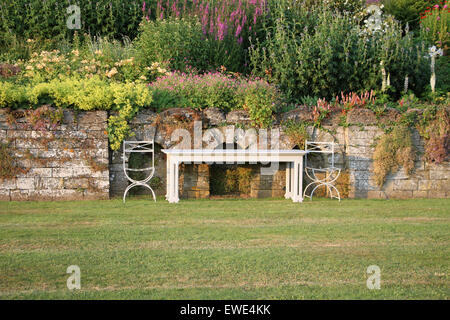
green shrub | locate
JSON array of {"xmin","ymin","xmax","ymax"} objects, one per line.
[
  {"xmin": 249, "ymin": 1, "xmax": 430, "ymax": 101},
  {"xmin": 242, "ymin": 83, "xmax": 278, "ymax": 128},
  {"xmin": 149, "ymin": 71, "xmax": 280, "ymax": 127},
  {"xmin": 419, "ymin": 2, "xmax": 449, "ymax": 52},
  {"xmin": 13, "ymin": 44, "xmax": 167, "ymax": 85},
  {"xmin": 382, "ymin": 0, "xmax": 431, "ymax": 30},
  {"xmin": 0, "ymin": 76, "xmax": 153, "ymax": 150},
  {"xmin": 0, "ymin": 0, "xmax": 143, "ymax": 44},
  {"xmin": 135, "ymin": 18, "xmax": 211, "ymax": 73},
  {"xmin": 373, "ymin": 126, "xmax": 415, "ymax": 187},
  {"xmin": 436, "ymin": 55, "xmax": 450, "ymax": 92},
  {"xmin": 303, "ymin": 0, "xmax": 366, "ymax": 13}
]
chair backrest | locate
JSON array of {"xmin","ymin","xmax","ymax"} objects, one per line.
[
  {"xmin": 123, "ymin": 140, "xmax": 155, "ymax": 171},
  {"xmin": 304, "ymin": 140, "xmax": 337, "ymax": 168}
]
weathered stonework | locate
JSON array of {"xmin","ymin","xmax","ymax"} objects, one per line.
[
  {"xmin": 112, "ymin": 108, "xmax": 448, "ymax": 200},
  {"xmin": 1, "ymin": 107, "xmax": 448, "ymax": 201},
  {"xmin": 0, "ymin": 109, "xmax": 109, "ymax": 201}
]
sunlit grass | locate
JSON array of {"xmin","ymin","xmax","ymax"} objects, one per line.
[{"xmin": 0, "ymin": 198, "xmax": 449, "ymax": 299}]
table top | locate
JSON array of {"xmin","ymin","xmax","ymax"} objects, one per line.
[{"xmin": 162, "ymin": 149, "xmax": 308, "ymax": 155}]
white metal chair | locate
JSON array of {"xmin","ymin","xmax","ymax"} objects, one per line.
[
  {"xmin": 303, "ymin": 141, "xmax": 341, "ymax": 201},
  {"xmin": 123, "ymin": 140, "xmax": 157, "ymax": 203}
]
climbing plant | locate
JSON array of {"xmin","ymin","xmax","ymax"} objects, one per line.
[{"xmin": 373, "ymin": 125, "xmax": 416, "ymax": 187}]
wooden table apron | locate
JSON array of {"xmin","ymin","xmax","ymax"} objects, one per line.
[{"xmin": 162, "ymin": 150, "xmax": 308, "ymax": 203}]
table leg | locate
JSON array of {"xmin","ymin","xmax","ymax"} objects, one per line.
[
  {"xmin": 285, "ymin": 162, "xmax": 292, "ymax": 199},
  {"xmin": 167, "ymin": 160, "xmax": 179, "ymax": 204},
  {"xmin": 299, "ymin": 157, "xmax": 304, "ymax": 203},
  {"xmin": 165, "ymin": 156, "xmax": 169, "ymax": 200},
  {"xmin": 292, "ymin": 158, "xmax": 304, "ymax": 203},
  {"xmin": 173, "ymin": 160, "xmax": 180, "ymax": 203}
]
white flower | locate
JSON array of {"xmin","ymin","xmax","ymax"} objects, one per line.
[{"xmin": 428, "ymin": 46, "xmax": 444, "ymax": 58}]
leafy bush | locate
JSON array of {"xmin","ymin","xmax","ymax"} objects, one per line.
[
  {"xmin": 249, "ymin": 1, "xmax": 430, "ymax": 101},
  {"xmin": 373, "ymin": 126, "xmax": 415, "ymax": 187},
  {"xmin": 0, "ymin": 76, "xmax": 153, "ymax": 150},
  {"xmin": 303, "ymin": 0, "xmax": 366, "ymax": 13},
  {"xmin": 382, "ymin": 0, "xmax": 431, "ymax": 30},
  {"xmin": 225, "ymin": 167, "xmax": 254, "ymax": 195},
  {"xmin": 13, "ymin": 44, "xmax": 168, "ymax": 84},
  {"xmin": 135, "ymin": 18, "xmax": 210, "ymax": 72},
  {"xmin": 283, "ymin": 120, "xmax": 310, "ymax": 148},
  {"xmin": 242, "ymin": 82, "xmax": 278, "ymax": 128},
  {"xmin": 418, "ymin": 107, "xmax": 450, "ymax": 163},
  {"xmin": 149, "ymin": 0, "xmax": 266, "ymax": 73},
  {"xmin": 149, "ymin": 71, "xmax": 280, "ymax": 127},
  {"xmin": 436, "ymin": 55, "xmax": 450, "ymax": 92},
  {"xmin": 419, "ymin": 1, "xmax": 449, "ymax": 52},
  {"xmin": 0, "ymin": 0, "xmax": 143, "ymax": 44}
]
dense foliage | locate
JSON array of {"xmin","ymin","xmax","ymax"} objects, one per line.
[
  {"xmin": 249, "ymin": 2, "xmax": 431, "ymax": 101},
  {"xmin": 419, "ymin": 1, "xmax": 449, "ymax": 52},
  {"xmin": 0, "ymin": 0, "xmax": 143, "ymax": 43},
  {"xmin": 382, "ymin": 0, "xmax": 431, "ymax": 30},
  {"xmin": 373, "ymin": 125, "xmax": 415, "ymax": 187},
  {"xmin": 150, "ymin": 71, "xmax": 279, "ymax": 127},
  {"xmin": 0, "ymin": 0, "xmax": 449, "ymax": 152}
]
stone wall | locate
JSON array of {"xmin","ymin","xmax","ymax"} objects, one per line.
[
  {"xmin": 110, "ymin": 107, "xmax": 449, "ymax": 200},
  {"xmin": 0, "ymin": 109, "xmax": 109, "ymax": 201},
  {"xmin": 0, "ymin": 107, "xmax": 448, "ymax": 201}
]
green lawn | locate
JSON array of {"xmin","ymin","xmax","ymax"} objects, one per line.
[{"xmin": 0, "ymin": 198, "xmax": 449, "ymax": 300}]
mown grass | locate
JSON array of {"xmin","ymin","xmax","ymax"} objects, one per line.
[{"xmin": 0, "ymin": 198, "xmax": 449, "ymax": 300}]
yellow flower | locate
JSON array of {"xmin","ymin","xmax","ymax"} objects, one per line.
[
  {"xmin": 139, "ymin": 75, "xmax": 147, "ymax": 80},
  {"xmin": 72, "ymin": 49, "xmax": 80, "ymax": 57},
  {"xmin": 25, "ymin": 65, "xmax": 33, "ymax": 70},
  {"xmin": 94, "ymin": 50, "xmax": 103, "ymax": 55}
]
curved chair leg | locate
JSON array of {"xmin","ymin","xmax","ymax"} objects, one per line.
[
  {"xmin": 123, "ymin": 182, "xmax": 157, "ymax": 203},
  {"xmin": 328, "ymin": 184, "xmax": 341, "ymax": 201},
  {"xmin": 310, "ymin": 184, "xmax": 323, "ymax": 200},
  {"xmin": 123, "ymin": 183, "xmax": 136, "ymax": 204},
  {"xmin": 303, "ymin": 181, "xmax": 318, "ymax": 200},
  {"xmin": 326, "ymin": 184, "xmax": 333, "ymax": 199},
  {"xmin": 140, "ymin": 183, "xmax": 157, "ymax": 202}
]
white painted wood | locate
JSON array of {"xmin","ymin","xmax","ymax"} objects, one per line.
[
  {"xmin": 173, "ymin": 160, "xmax": 179, "ymax": 203},
  {"xmin": 165, "ymin": 154, "xmax": 169, "ymax": 200},
  {"xmin": 285, "ymin": 162, "xmax": 292, "ymax": 199},
  {"xmin": 292, "ymin": 160, "xmax": 300, "ymax": 202},
  {"xmin": 162, "ymin": 149, "xmax": 308, "ymax": 204}
]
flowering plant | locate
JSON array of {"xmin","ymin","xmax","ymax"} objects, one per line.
[
  {"xmin": 420, "ymin": 1, "xmax": 449, "ymax": 53},
  {"xmin": 149, "ymin": 70, "xmax": 279, "ymax": 127},
  {"xmin": 137, "ymin": 0, "xmax": 267, "ymax": 73},
  {"xmin": 14, "ymin": 48, "xmax": 168, "ymax": 85}
]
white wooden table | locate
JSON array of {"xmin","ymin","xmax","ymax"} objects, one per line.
[{"xmin": 162, "ymin": 149, "xmax": 308, "ymax": 203}]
